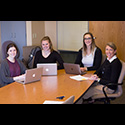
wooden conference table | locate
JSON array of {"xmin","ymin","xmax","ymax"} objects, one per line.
[{"xmin": 0, "ymin": 70, "xmax": 94, "ymax": 104}]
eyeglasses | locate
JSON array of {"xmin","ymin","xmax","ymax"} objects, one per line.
[{"xmin": 84, "ymin": 37, "xmax": 92, "ymax": 41}]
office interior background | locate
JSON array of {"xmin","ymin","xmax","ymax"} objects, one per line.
[
  {"xmin": 0, "ymin": 21, "xmax": 125, "ymax": 104},
  {"xmin": 0, "ymin": 21, "xmax": 125, "ymax": 63}
]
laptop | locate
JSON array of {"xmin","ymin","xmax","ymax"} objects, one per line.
[
  {"xmin": 37, "ymin": 63, "xmax": 57, "ymax": 76},
  {"xmin": 17, "ymin": 68, "xmax": 42, "ymax": 84},
  {"xmin": 63, "ymin": 63, "xmax": 86, "ymax": 75}
]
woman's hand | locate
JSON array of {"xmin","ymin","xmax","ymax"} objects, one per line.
[
  {"xmin": 80, "ymin": 67, "xmax": 87, "ymax": 72},
  {"xmin": 13, "ymin": 74, "xmax": 26, "ymax": 81},
  {"xmin": 89, "ymin": 74, "xmax": 99, "ymax": 81}
]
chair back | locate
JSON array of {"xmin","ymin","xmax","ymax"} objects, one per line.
[
  {"xmin": 118, "ymin": 61, "xmax": 125, "ymax": 83},
  {"xmin": 101, "ymin": 54, "xmax": 106, "ymax": 64},
  {"xmin": 116, "ymin": 61, "xmax": 125, "ymax": 97},
  {"xmin": 23, "ymin": 46, "xmax": 37, "ymax": 62},
  {"xmin": 62, "ymin": 96, "xmax": 75, "ymax": 104}
]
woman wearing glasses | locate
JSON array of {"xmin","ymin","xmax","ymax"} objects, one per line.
[{"xmin": 75, "ymin": 32, "xmax": 102, "ymax": 72}]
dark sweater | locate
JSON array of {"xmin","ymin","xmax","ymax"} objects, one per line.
[
  {"xmin": 75, "ymin": 47, "xmax": 102, "ymax": 71},
  {"xmin": 33, "ymin": 50, "xmax": 64, "ymax": 69},
  {"xmin": 95, "ymin": 58, "xmax": 122, "ymax": 91},
  {"xmin": 0, "ymin": 59, "xmax": 27, "ymax": 88}
]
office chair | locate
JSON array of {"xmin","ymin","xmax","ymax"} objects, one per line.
[
  {"xmin": 2, "ymin": 41, "xmax": 20, "ymax": 59},
  {"xmin": 22, "ymin": 46, "xmax": 41, "ymax": 69},
  {"xmin": 101, "ymin": 54, "xmax": 106, "ymax": 64},
  {"xmin": 92, "ymin": 60, "xmax": 125, "ymax": 104},
  {"xmin": 62, "ymin": 96, "xmax": 75, "ymax": 104}
]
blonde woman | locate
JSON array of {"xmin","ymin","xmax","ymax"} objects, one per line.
[
  {"xmin": 83, "ymin": 42, "xmax": 122, "ymax": 102},
  {"xmin": 33, "ymin": 36, "xmax": 64, "ymax": 69},
  {"xmin": 75, "ymin": 32, "xmax": 102, "ymax": 72}
]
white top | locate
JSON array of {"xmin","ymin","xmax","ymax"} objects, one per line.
[
  {"xmin": 82, "ymin": 47, "xmax": 97, "ymax": 67},
  {"xmin": 82, "ymin": 53, "xmax": 94, "ymax": 67}
]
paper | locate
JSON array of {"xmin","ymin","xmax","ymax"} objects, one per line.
[
  {"xmin": 70, "ymin": 75, "xmax": 89, "ymax": 81},
  {"xmin": 43, "ymin": 100, "xmax": 64, "ymax": 104}
]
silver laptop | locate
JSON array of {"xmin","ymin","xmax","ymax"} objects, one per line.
[
  {"xmin": 37, "ymin": 63, "xmax": 57, "ymax": 76},
  {"xmin": 17, "ymin": 68, "xmax": 42, "ymax": 84},
  {"xmin": 63, "ymin": 63, "xmax": 86, "ymax": 75}
]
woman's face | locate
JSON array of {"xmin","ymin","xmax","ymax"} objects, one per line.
[
  {"xmin": 84, "ymin": 34, "xmax": 92, "ymax": 47},
  {"xmin": 41, "ymin": 40, "xmax": 50, "ymax": 51},
  {"xmin": 7, "ymin": 47, "xmax": 17, "ymax": 58},
  {"xmin": 105, "ymin": 45, "xmax": 117, "ymax": 60}
]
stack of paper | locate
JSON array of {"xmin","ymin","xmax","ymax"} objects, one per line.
[
  {"xmin": 43, "ymin": 100, "xmax": 64, "ymax": 104},
  {"xmin": 70, "ymin": 75, "xmax": 89, "ymax": 81}
]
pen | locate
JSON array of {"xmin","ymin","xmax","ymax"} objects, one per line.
[{"xmin": 56, "ymin": 96, "xmax": 65, "ymax": 100}]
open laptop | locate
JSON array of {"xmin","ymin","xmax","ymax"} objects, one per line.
[
  {"xmin": 63, "ymin": 63, "xmax": 86, "ymax": 75},
  {"xmin": 17, "ymin": 68, "xmax": 42, "ymax": 84},
  {"xmin": 37, "ymin": 63, "xmax": 57, "ymax": 76}
]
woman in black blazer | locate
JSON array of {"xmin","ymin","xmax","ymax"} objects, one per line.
[{"xmin": 83, "ymin": 42, "xmax": 122, "ymax": 101}]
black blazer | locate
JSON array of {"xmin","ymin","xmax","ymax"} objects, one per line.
[
  {"xmin": 75, "ymin": 47, "xmax": 102, "ymax": 71},
  {"xmin": 95, "ymin": 58, "xmax": 122, "ymax": 91}
]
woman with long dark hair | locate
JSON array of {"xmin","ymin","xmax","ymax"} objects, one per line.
[{"xmin": 0, "ymin": 43, "xmax": 26, "ymax": 88}]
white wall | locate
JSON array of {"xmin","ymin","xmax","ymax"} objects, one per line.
[
  {"xmin": 57, "ymin": 21, "xmax": 89, "ymax": 51},
  {"xmin": 44, "ymin": 21, "xmax": 57, "ymax": 50}
]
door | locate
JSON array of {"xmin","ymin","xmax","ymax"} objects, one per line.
[{"xmin": 1, "ymin": 21, "xmax": 26, "ymax": 59}]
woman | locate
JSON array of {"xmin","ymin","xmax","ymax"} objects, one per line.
[
  {"xmin": 0, "ymin": 43, "xmax": 26, "ymax": 88},
  {"xmin": 83, "ymin": 42, "xmax": 122, "ymax": 101},
  {"xmin": 75, "ymin": 32, "xmax": 102, "ymax": 72},
  {"xmin": 33, "ymin": 36, "xmax": 64, "ymax": 69}
]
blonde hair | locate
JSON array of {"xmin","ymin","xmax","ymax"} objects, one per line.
[
  {"xmin": 106, "ymin": 42, "xmax": 117, "ymax": 50},
  {"xmin": 40, "ymin": 36, "xmax": 54, "ymax": 52},
  {"xmin": 106, "ymin": 42, "xmax": 117, "ymax": 55}
]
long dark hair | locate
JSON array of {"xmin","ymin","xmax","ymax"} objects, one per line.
[
  {"xmin": 83, "ymin": 32, "xmax": 96, "ymax": 56},
  {"xmin": 6, "ymin": 43, "xmax": 19, "ymax": 54}
]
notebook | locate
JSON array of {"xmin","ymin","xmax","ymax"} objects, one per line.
[
  {"xmin": 17, "ymin": 68, "xmax": 42, "ymax": 84},
  {"xmin": 63, "ymin": 63, "xmax": 86, "ymax": 75},
  {"xmin": 37, "ymin": 63, "xmax": 57, "ymax": 76}
]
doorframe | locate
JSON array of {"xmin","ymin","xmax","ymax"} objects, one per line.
[{"xmin": 26, "ymin": 21, "xmax": 32, "ymax": 46}]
